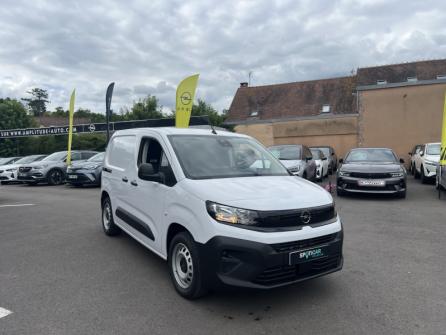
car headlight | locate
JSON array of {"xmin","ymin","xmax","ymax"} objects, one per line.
[
  {"xmin": 288, "ymin": 165, "xmax": 300, "ymax": 172},
  {"xmin": 206, "ymin": 201, "xmax": 259, "ymax": 226},
  {"xmin": 33, "ymin": 165, "xmax": 47, "ymax": 170},
  {"xmin": 390, "ymin": 171, "xmax": 404, "ymax": 177},
  {"xmin": 339, "ymin": 171, "xmax": 350, "ymax": 177}
]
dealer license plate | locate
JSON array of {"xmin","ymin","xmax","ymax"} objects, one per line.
[
  {"xmin": 358, "ymin": 179, "xmax": 385, "ymax": 187},
  {"xmin": 289, "ymin": 246, "xmax": 328, "ymax": 265},
  {"xmin": 67, "ymin": 174, "xmax": 78, "ymax": 179}
]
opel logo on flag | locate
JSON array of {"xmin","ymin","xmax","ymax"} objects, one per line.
[
  {"xmin": 88, "ymin": 124, "xmax": 96, "ymax": 132},
  {"xmin": 180, "ymin": 92, "xmax": 192, "ymax": 105},
  {"xmin": 300, "ymin": 210, "xmax": 311, "ymax": 224}
]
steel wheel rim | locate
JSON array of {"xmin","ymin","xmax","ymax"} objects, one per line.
[
  {"xmin": 172, "ymin": 242, "xmax": 193, "ymax": 289},
  {"xmin": 103, "ymin": 202, "xmax": 111, "ymax": 230}
]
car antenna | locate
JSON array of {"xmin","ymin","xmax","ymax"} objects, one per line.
[{"xmin": 209, "ymin": 121, "xmax": 217, "ymax": 135}]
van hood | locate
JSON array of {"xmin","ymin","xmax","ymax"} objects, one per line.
[{"xmin": 181, "ymin": 176, "xmax": 333, "ymax": 211}]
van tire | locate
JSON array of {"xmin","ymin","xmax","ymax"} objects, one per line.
[
  {"xmin": 168, "ymin": 232, "xmax": 207, "ymax": 299},
  {"xmin": 101, "ymin": 197, "xmax": 121, "ymax": 236}
]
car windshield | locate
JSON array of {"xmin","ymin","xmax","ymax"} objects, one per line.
[
  {"xmin": 345, "ymin": 149, "xmax": 398, "ymax": 163},
  {"xmin": 88, "ymin": 152, "xmax": 104, "ymax": 162},
  {"xmin": 313, "ymin": 147, "xmax": 330, "ymax": 157},
  {"xmin": 426, "ymin": 144, "xmax": 440, "ymax": 155},
  {"xmin": 169, "ymin": 135, "xmax": 290, "ymax": 179},
  {"xmin": 268, "ymin": 146, "xmax": 301, "ymax": 160},
  {"xmin": 15, "ymin": 155, "xmax": 45, "ymax": 164},
  {"xmin": 310, "ymin": 149, "xmax": 322, "ymax": 159},
  {"xmin": 42, "ymin": 151, "xmax": 67, "ymax": 162}
]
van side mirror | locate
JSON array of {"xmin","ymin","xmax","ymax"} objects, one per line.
[
  {"xmin": 399, "ymin": 158, "xmax": 405, "ymax": 164},
  {"xmin": 339, "ymin": 158, "xmax": 344, "ymax": 164},
  {"xmin": 138, "ymin": 163, "xmax": 164, "ymax": 183},
  {"xmin": 419, "ymin": 151, "xmax": 424, "ymax": 156}
]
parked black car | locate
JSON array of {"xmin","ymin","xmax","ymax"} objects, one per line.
[
  {"xmin": 66, "ymin": 152, "xmax": 104, "ymax": 186},
  {"xmin": 337, "ymin": 148, "xmax": 407, "ymax": 198}
]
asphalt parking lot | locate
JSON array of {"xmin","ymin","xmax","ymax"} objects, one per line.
[{"xmin": 0, "ymin": 177, "xmax": 445, "ymax": 335}]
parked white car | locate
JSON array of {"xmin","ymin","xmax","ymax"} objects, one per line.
[
  {"xmin": 413, "ymin": 142, "xmax": 441, "ymax": 183},
  {"xmin": 101, "ymin": 127, "xmax": 343, "ymax": 299},
  {"xmin": 310, "ymin": 148, "xmax": 329, "ymax": 181},
  {"xmin": 0, "ymin": 155, "xmax": 46, "ymax": 184}
]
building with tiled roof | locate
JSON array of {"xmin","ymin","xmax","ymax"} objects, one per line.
[{"xmin": 226, "ymin": 59, "xmax": 446, "ymax": 162}]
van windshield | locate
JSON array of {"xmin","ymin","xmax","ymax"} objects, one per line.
[{"xmin": 168, "ymin": 135, "xmax": 289, "ymax": 179}]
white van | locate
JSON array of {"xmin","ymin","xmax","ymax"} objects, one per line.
[{"xmin": 101, "ymin": 127, "xmax": 343, "ymax": 299}]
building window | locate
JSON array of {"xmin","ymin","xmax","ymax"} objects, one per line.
[
  {"xmin": 407, "ymin": 77, "xmax": 417, "ymax": 82},
  {"xmin": 321, "ymin": 104, "xmax": 330, "ymax": 113},
  {"xmin": 377, "ymin": 80, "xmax": 387, "ymax": 85},
  {"xmin": 437, "ymin": 74, "xmax": 446, "ymax": 80},
  {"xmin": 250, "ymin": 111, "xmax": 258, "ymax": 116}
]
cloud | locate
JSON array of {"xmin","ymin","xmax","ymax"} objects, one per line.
[{"xmin": 1, "ymin": 0, "xmax": 446, "ymax": 114}]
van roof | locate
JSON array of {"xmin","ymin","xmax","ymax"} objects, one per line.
[{"xmin": 113, "ymin": 127, "xmax": 247, "ymax": 138}]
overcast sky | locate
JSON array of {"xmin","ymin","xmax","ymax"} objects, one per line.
[{"xmin": 1, "ymin": 0, "xmax": 446, "ymax": 115}]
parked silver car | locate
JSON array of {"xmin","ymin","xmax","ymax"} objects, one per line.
[
  {"xmin": 268, "ymin": 144, "xmax": 317, "ymax": 180},
  {"xmin": 17, "ymin": 150, "xmax": 98, "ymax": 185}
]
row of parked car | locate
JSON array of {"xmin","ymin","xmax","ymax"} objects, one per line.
[{"xmin": 0, "ymin": 151, "xmax": 105, "ymax": 187}]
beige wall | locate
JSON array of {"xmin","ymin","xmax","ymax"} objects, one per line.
[
  {"xmin": 234, "ymin": 123, "xmax": 274, "ymax": 147},
  {"xmin": 360, "ymin": 83, "xmax": 446, "ymax": 164},
  {"xmin": 234, "ymin": 116, "xmax": 358, "ymax": 158}
]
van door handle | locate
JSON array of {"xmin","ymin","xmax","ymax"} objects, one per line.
[
  {"xmin": 103, "ymin": 167, "xmax": 112, "ymax": 173},
  {"xmin": 130, "ymin": 180, "xmax": 138, "ymax": 186},
  {"xmin": 122, "ymin": 177, "xmax": 128, "ymax": 183}
]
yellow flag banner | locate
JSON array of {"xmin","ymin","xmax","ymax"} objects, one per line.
[
  {"xmin": 175, "ymin": 74, "xmax": 199, "ymax": 128},
  {"xmin": 441, "ymin": 92, "xmax": 446, "ymax": 166},
  {"xmin": 66, "ymin": 89, "xmax": 75, "ymax": 166}
]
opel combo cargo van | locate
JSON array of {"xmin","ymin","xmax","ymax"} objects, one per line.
[{"xmin": 101, "ymin": 127, "xmax": 343, "ymax": 299}]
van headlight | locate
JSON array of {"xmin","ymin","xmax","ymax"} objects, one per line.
[
  {"xmin": 339, "ymin": 171, "xmax": 350, "ymax": 177},
  {"xmin": 390, "ymin": 171, "xmax": 404, "ymax": 177},
  {"xmin": 206, "ymin": 201, "xmax": 259, "ymax": 226}
]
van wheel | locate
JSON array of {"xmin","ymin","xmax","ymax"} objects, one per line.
[
  {"xmin": 48, "ymin": 169, "xmax": 64, "ymax": 185},
  {"xmin": 101, "ymin": 197, "xmax": 121, "ymax": 236},
  {"xmin": 168, "ymin": 232, "xmax": 207, "ymax": 299}
]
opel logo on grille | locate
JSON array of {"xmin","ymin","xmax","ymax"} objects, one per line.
[{"xmin": 300, "ymin": 210, "xmax": 311, "ymax": 224}]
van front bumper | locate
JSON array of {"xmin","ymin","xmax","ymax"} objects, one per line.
[{"xmin": 198, "ymin": 230, "xmax": 343, "ymax": 289}]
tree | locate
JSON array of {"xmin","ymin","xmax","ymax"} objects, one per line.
[
  {"xmin": 191, "ymin": 99, "xmax": 228, "ymax": 127},
  {"xmin": 122, "ymin": 95, "xmax": 164, "ymax": 120},
  {"xmin": 0, "ymin": 98, "xmax": 35, "ymax": 156},
  {"xmin": 21, "ymin": 88, "xmax": 50, "ymax": 117}
]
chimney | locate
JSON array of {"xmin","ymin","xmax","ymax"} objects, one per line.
[{"xmin": 240, "ymin": 82, "xmax": 249, "ymax": 88}]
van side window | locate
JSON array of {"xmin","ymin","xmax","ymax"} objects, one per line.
[
  {"xmin": 138, "ymin": 137, "xmax": 177, "ymax": 187},
  {"xmin": 108, "ymin": 136, "xmax": 135, "ymax": 169}
]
